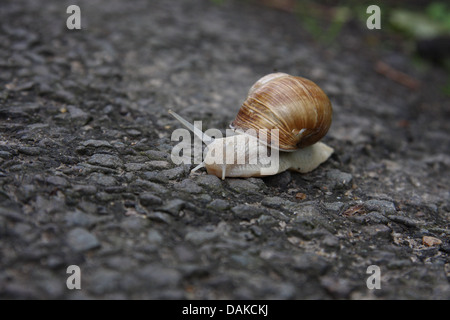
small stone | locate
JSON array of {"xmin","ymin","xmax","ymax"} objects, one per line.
[
  {"xmin": 89, "ymin": 270, "xmax": 121, "ymax": 295},
  {"xmin": 8, "ymin": 81, "xmax": 35, "ymax": 92},
  {"xmin": 46, "ymin": 255, "xmax": 66, "ymax": 269},
  {"xmin": 159, "ymin": 199, "xmax": 185, "ymax": 215},
  {"xmin": 146, "ymin": 211, "xmax": 173, "ymax": 224},
  {"xmin": 174, "ymin": 179, "xmax": 203, "ymax": 194},
  {"xmin": 121, "ymin": 216, "xmax": 148, "ymax": 231},
  {"xmin": 139, "ymin": 193, "xmax": 163, "ymax": 207},
  {"xmin": 267, "ymin": 208, "xmax": 290, "ymax": 222},
  {"xmin": 137, "ymin": 265, "xmax": 181, "ymax": 288},
  {"xmin": 324, "ymin": 202, "xmax": 345, "ymax": 213},
  {"xmin": 250, "ymin": 225, "xmax": 263, "ymax": 237},
  {"xmin": 75, "ymin": 139, "xmax": 113, "ymax": 155},
  {"xmin": 195, "ymin": 174, "xmax": 223, "ymax": 190},
  {"xmin": 387, "ymin": 259, "xmax": 412, "ymax": 269},
  {"xmin": 174, "ymin": 244, "xmax": 199, "ymax": 262},
  {"xmin": 207, "ymin": 199, "xmax": 230, "ymax": 211},
  {"xmin": 72, "ymin": 184, "xmax": 97, "ymax": 195},
  {"xmin": 361, "ymin": 224, "xmax": 391, "ymax": 238},
  {"xmin": 55, "ymin": 90, "xmax": 76, "ymax": 104},
  {"xmin": 132, "ymin": 138, "xmax": 150, "ymax": 151},
  {"xmin": 364, "ymin": 199, "xmax": 396, "ymax": 215},
  {"xmin": 77, "ymin": 162, "xmax": 117, "ymax": 174},
  {"xmin": 144, "ymin": 150, "xmax": 170, "ymax": 160},
  {"xmin": 247, "ymin": 178, "xmax": 266, "ymax": 189},
  {"xmin": 185, "ymin": 229, "xmax": 218, "ymax": 245},
  {"xmin": 159, "ymin": 166, "xmax": 189, "ymax": 180},
  {"xmin": 46, "ymin": 176, "xmax": 68, "ymax": 187},
  {"xmin": 292, "ymin": 204, "xmax": 322, "ymax": 220},
  {"xmin": 3, "ymin": 282, "xmax": 40, "ymax": 299},
  {"xmin": 257, "ymin": 214, "xmax": 278, "ymax": 227},
  {"xmin": 326, "ymin": 169, "xmax": 353, "ymax": 189},
  {"xmin": 440, "ymin": 244, "xmax": 450, "ymax": 254},
  {"xmin": 320, "ymin": 276, "xmax": 353, "ymax": 299},
  {"xmin": 388, "ymin": 214, "xmax": 418, "ymax": 228},
  {"xmin": 80, "ymin": 140, "xmax": 112, "ymax": 148},
  {"xmin": 423, "ymin": 236, "xmax": 442, "ymax": 247},
  {"xmin": 105, "ymin": 186, "xmax": 126, "ymax": 194},
  {"xmin": 12, "ymin": 222, "xmax": 36, "ymax": 242},
  {"xmin": 18, "ymin": 146, "xmax": 42, "ymax": 156},
  {"xmin": 196, "ymin": 193, "xmax": 212, "ymax": 203},
  {"xmin": 74, "ymin": 202, "xmax": 95, "ymax": 216},
  {"xmin": 89, "ymin": 173, "xmax": 118, "ymax": 186},
  {"xmin": 65, "ymin": 211, "xmax": 98, "ymax": 228},
  {"xmin": 67, "ymin": 228, "xmax": 100, "ymax": 252},
  {"xmin": 126, "ymin": 129, "xmax": 141, "ymax": 137},
  {"xmin": 131, "ymin": 179, "xmax": 168, "ymax": 195},
  {"xmin": 362, "ymin": 212, "xmax": 388, "ymax": 225},
  {"xmin": 18, "ymin": 184, "xmax": 36, "ymax": 201},
  {"xmin": 124, "ymin": 163, "xmax": 146, "ymax": 171},
  {"xmin": 227, "ymin": 179, "xmax": 260, "ymax": 194},
  {"xmin": 124, "ymin": 172, "xmax": 135, "ymax": 182},
  {"xmin": 231, "ymin": 204, "xmax": 267, "ymax": 219},
  {"xmin": 67, "ymin": 105, "xmax": 88, "ymax": 120},
  {"xmin": 261, "ymin": 196, "xmax": 285, "ymax": 208},
  {"xmin": 141, "ymin": 171, "xmax": 168, "ymax": 183},
  {"xmin": 263, "ymin": 171, "xmax": 292, "ymax": 188},
  {"xmin": 146, "ymin": 160, "xmax": 170, "ymax": 169},
  {"xmin": 147, "ymin": 229, "xmax": 163, "ymax": 244},
  {"xmin": 88, "ymin": 154, "xmax": 123, "ymax": 168},
  {"xmin": 0, "ymin": 151, "xmax": 12, "ymax": 159},
  {"xmin": 322, "ymin": 234, "xmax": 340, "ymax": 248},
  {"xmin": 292, "ymin": 253, "xmax": 330, "ymax": 276},
  {"xmin": 28, "ymin": 123, "xmax": 49, "ymax": 130}
]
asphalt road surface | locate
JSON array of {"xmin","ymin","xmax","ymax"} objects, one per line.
[{"xmin": 0, "ymin": 0, "xmax": 449, "ymax": 299}]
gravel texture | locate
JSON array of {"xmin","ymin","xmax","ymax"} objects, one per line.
[{"xmin": 0, "ymin": 0, "xmax": 449, "ymax": 299}]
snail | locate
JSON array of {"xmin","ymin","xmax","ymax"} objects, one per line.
[{"xmin": 169, "ymin": 72, "xmax": 334, "ymax": 180}]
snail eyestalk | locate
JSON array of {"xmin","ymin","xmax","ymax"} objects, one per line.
[
  {"xmin": 191, "ymin": 162, "xmax": 205, "ymax": 172},
  {"xmin": 168, "ymin": 110, "xmax": 214, "ymax": 144}
]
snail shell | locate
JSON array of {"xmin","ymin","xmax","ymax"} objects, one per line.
[{"xmin": 230, "ymin": 73, "xmax": 332, "ymax": 151}]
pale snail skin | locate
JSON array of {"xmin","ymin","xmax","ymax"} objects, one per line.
[
  {"xmin": 203, "ymin": 135, "xmax": 334, "ymax": 179},
  {"xmin": 169, "ymin": 72, "xmax": 334, "ymax": 180}
]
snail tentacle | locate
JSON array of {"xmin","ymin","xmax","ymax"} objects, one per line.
[{"xmin": 168, "ymin": 110, "xmax": 214, "ymax": 144}]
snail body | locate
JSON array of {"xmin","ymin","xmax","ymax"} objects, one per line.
[
  {"xmin": 203, "ymin": 134, "xmax": 333, "ymax": 179},
  {"xmin": 169, "ymin": 72, "xmax": 334, "ymax": 180}
]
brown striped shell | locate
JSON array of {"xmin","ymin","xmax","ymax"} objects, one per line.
[{"xmin": 230, "ymin": 73, "xmax": 332, "ymax": 151}]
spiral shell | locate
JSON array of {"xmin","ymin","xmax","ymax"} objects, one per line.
[{"xmin": 230, "ymin": 73, "xmax": 332, "ymax": 151}]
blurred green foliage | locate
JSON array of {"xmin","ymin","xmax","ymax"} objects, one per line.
[
  {"xmin": 389, "ymin": 2, "xmax": 450, "ymax": 38},
  {"xmin": 293, "ymin": 2, "xmax": 351, "ymax": 45},
  {"xmin": 209, "ymin": 0, "xmax": 450, "ymax": 93},
  {"xmin": 426, "ymin": 2, "xmax": 450, "ymax": 31}
]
